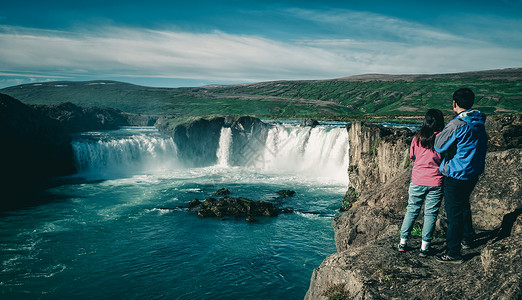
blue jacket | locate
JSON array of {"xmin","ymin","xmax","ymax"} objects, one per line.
[{"xmin": 434, "ymin": 109, "xmax": 488, "ymax": 180}]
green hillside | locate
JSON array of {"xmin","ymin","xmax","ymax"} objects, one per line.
[{"xmin": 2, "ymin": 68, "xmax": 521, "ymax": 120}]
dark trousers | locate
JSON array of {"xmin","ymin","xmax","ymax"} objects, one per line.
[{"xmin": 444, "ymin": 176, "xmax": 478, "ymax": 257}]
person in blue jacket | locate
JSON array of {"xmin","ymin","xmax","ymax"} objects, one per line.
[{"xmin": 434, "ymin": 87, "xmax": 488, "ymax": 263}]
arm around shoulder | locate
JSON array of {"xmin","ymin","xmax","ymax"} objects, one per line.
[{"xmin": 434, "ymin": 119, "xmax": 465, "ymax": 153}]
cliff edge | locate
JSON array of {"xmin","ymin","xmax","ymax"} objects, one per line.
[{"xmin": 306, "ymin": 116, "xmax": 521, "ymax": 299}]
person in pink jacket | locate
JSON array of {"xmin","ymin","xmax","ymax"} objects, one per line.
[{"xmin": 398, "ymin": 109, "xmax": 445, "ymax": 257}]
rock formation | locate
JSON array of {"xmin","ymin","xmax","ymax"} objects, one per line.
[
  {"xmin": 229, "ymin": 116, "xmax": 270, "ymax": 166},
  {"xmin": 306, "ymin": 115, "xmax": 522, "ymax": 299},
  {"xmin": 187, "ymin": 196, "xmax": 280, "ymax": 222},
  {"xmin": 0, "ymin": 94, "xmax": 76, "ymax": 210},
  {"xmin": 32, "ymin": 102, "xmax": 160, "ymax": 132},
  {"xmin": 157, "ymin": 116, "xmax": 226, "ymax": 167},
  {"xmin": 157, "ymin": 115, "xmax": 270, "ymax": 167}
]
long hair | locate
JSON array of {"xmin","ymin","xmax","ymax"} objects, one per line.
[{"xmin": 415, "ymin": 109, "xmax": 445, "ymax": 150}]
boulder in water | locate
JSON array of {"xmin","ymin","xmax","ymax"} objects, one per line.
[
  {"xmin": 215, "ymin": 188, "xmax": 231, "ymax": 196},
  {"xmin": 276, "ymin": 190, "xmax": 296, "ymax": 197},
  {"xmin": 300, "ymin": 119, "xmax": 320, "ymax": 127},
  {"xmin": 188, "ymin": 196, "xmax": 281, "ymax": 221}
]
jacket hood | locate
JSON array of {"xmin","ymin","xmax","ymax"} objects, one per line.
[{"xmin": 456, "ymin": 109, "xmax": 486, "ymax": 125}]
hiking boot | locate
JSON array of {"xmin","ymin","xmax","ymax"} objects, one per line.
[
  {"xmin": 419, "ymin": 249, "xmax": 429, "ymax": 258},
  {"xmin": 461, "ymin": 239, "xmax": 473, "ymax": 249},
  {"xmin": 397, "ymin": 243, "xmax": 406, "ymax": 252},
  {"xmin": 436, "ymin": 254, "xmax": 463, "ymax": 264}
]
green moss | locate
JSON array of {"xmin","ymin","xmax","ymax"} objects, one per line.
[
  {"xmin": 322, "ymin": 283, "xmax": 350, "ymax": 300},
  {"xmin": 370, "ymin": 140, "xmax": 379, "ymax": 155},
  {"xmin": 374, "ymin": 263, "xmax": 399, "ymax": 283}
]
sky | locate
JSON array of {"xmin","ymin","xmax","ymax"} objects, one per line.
[{"xmin": 0, "ymin": 0, "xmax": 521, "ymax": 88}]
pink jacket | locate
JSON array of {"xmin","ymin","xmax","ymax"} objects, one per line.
[{"xmin": 410, "ymin": 135, "xmax": 443, "ymax": 187}]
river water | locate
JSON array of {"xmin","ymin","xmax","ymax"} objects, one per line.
[{"xmin": 0, "ymin": 123, "xmax": 349, "ymax": 299}]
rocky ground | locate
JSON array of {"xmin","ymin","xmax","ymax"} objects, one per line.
[
  {"xmin": 307, "ymin": 230, "xmax": 520, "ymax": 299},
  {"xmin": 306, "ymin": 116, "xmax": 522, "ymax": 300}
]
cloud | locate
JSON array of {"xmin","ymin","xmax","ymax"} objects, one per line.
[
  {"xmin": 285, "ymin": 8, "xmax": 466, "ymax": 44},
  {"xmin": 0, "ymin": 25, "xmax": 346, "ymax": 82},
  {"xmin": 0, "ymin": 23, "xmax": 520, "ymax": 87}
]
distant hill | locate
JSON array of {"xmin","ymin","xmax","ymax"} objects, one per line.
[{"xmin": 1, "ymin": 68, "xmax": 521, "ymax": 119}]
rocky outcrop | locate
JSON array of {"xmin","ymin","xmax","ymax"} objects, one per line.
[
  {"xmin": 485, "ymin": 113, "xmax": 522, "ymax": 151},
  {"xmin": 157, "ymin": 115, "xmax": 270, "ymax": 167},
  {"xmin": 229, "ymin": 116, "xmax": 270, "ymax": 166},
  {"xmin": 306, "ymin": 225, "xmax": 521, "ymax": 300},
  {"xmin": 123, "ymin": 112, "xmax": 159, "ymax": 126},
  {"xmin": 157, "ymin": 116, "xmax": 226, "ymax": 167},
  {"xmin": 0, "ymin": 94, "xmax": 76, "ymax": 210},
  {"xmin": 32, "ymin": 102, "xmax": 160, "ymax": 132},
  {"xmin": 306, "ymin": 115, "xmax": 522, "ymax": 299},
  {"xmin": 300, "ymin": 119, "xmax": 320, "ymax": 127},
  {"xmin": 187, "ymin": 196, "xmax": 281, "ymax": 222},
  {"xmin": 346, "ymin": 122, "xmax": 414, "ymax": 208}
]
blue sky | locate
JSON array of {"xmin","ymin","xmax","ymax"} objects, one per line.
[{"xmin": 1, "ymin": 0, "xmax": 521, "ymax": 88}]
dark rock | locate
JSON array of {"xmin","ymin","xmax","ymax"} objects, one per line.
[
  {"xmin": 123, "ymin": 112, "xmax": 159, "ymax": 126},
  {"xmin": 471, "ymin": 149, "xmax": 522, "ymax": 230},
  {"xmin": 0, "ymin": 94, "xmax": 76, "ymax": 210},
  {"xmin": 485, "ymin": 114, "xmax": 522, "ymax": 151},
  {"xmin": 189, "ymin": 196, "xmax": 280, "ymax": 221},
  {"xmin": 31, "ymin": 102, "xmax": 129, "ymax": 132},
  {"xmin": 215, "ymin": 188, "xmax": 231, "ymax": 196},
  {"xmin": 276, "ymin": 190, "xmax": 296, "ymax": 197},
  {"xmin": 188, "ymin": 199, "xmax": 202, "ymax": 210},
  {"xmin": 300, "ymin": 119, "xmax": 320, "ymax": 127},
  {"xmin": 157, "ymin": 116, "xmax": 225, "ymax": 167},
  {"xmin": 229, "ymin": 116, "xmax": 269, "ymax": 166},
  {"xmin": 245, "ymin": 216, "xmax": 257, "ymax": 223}
]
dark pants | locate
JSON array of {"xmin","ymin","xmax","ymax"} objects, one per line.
[{"xmin": 444, "ymin": 176, "xmax": 478, "ymax": 257}]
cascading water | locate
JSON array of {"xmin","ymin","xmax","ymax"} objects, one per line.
[
  {"xmin": 73, "ymin": 123, "xmax": 349, "ymax": 184},
  {"xmin": 216, "ymin": 127, "xmax": 233, "ymax": 166},
  {"xmin": 258, "ymin": 124, "xmax": 349, "ymax": 183},
  {"xmin": 72, "ymin": 127, "xmax": 179, "ymax": 178}
]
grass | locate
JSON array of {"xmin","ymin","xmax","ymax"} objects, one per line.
[
  {"xmin": 322, "ymin": 283, "xmax": 350, "ymax": 300},
  {"xmin": 373, "ymin": 262, "xmax": 399, "ymax": 283},
  {"xmin": 2, "ymin": 69, "xmax": 521, "ymax": 119}
]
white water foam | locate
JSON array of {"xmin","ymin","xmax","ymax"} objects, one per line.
[
  {"xmin": 245, "ymin": 124, "xmax": 349, "ymax": 184},
  {"xmin": 71, "ymin": 124, "xmax": 349, "ymax": 185},
  {"xmin": 72, "ymin": 127, "xmax": 179, "ymax": 179}
]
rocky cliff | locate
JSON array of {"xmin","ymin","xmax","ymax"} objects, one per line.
[
  {"xmin": 157, "ymin": 115, "xmax": 269, "ymax": 167},
  {"xmin": 306, "ymin": 115, "xmax": 521, "ymax": 299},
  {"xmin": 0, "ymin": 94, "xmax": 76, "ymax": 210},
  {"xmin": 0, "ymin": 96, "xmax": 161, "ymax": 210},
  {"xmin": 157, "ymin": 116, "xmax": 226, "ymax": 167}
]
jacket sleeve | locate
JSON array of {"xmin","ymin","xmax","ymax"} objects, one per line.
[{"xmin": 434, "ymin": 119, "xmax": 466, "ymax": 153}]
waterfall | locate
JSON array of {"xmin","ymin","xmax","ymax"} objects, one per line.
[
  {"xmin": 258, "ymin": 124, "xmax": 349, "ymax": 182},
  {"xmin": 72, "ymin": 127, "xmax": 178, "ymax": 177},
  {"xmin": 70, "ymin": 124, "xmax": 349, "ymax": 183},
  {"xmin": 216, "ymin": 127, "xmax": 232, "ymax": 166}
]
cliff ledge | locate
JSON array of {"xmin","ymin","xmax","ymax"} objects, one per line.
[{"xmin": 306, "ymin": 116, "xmax": 521, "ymax": 299}]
